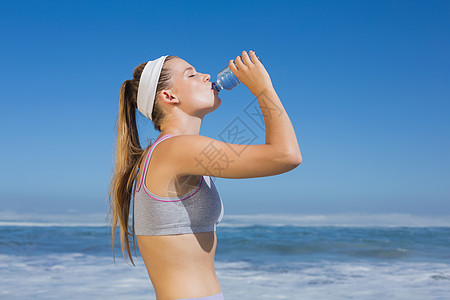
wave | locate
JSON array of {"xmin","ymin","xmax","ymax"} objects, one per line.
[
  {"xmin": 0, "ymin": 253, "xmax": 449, "ymax": 299},
  {"xmin": 0, "ymin": 211, "xmax": 108, "ymax": 227},
  {"xmin": 0, "ymin": 221, "xmax": 107, "ymax": 227},
  {"xmin": 221, "ymin": 213, "xmax": 450, "ymax": 227},
  {"xmin": 1, "ymin": 211, "xmax": 449, "ymax": 227}
]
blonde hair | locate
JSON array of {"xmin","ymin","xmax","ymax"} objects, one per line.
[{"xmin": 107, "ymin": 55, "xmax": 178, "ymax": 264}]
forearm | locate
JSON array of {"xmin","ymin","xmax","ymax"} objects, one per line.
[{"xmin": 257, "ymin": 87, "xmax": 302, "ymax": 161}]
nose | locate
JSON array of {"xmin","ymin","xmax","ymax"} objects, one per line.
[{"xmin": 203, "ymin": 73, "xmax": 211, "ymax": 82}]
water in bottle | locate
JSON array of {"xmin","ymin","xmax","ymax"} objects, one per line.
[{"xmin": 212, "ymin": 56, "xmax": 262, "ymax": 92}]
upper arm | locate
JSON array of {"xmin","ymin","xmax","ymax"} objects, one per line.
[{"xmin": 160, "ymin": 135, "xmax": 301, "ymax": 179}]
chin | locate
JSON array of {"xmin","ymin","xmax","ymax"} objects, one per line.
[
  {"xmin": 214, "ymin": 97, "xmax": 221, "ymax": 108},
  {"xmin": 207, "ymin": 98, "xmax": 221, "ymax": 113}
]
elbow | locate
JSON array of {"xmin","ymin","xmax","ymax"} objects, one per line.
[
  {"xmin": 289, "ymin": 156, "xmax": 302, "ymax": 167},
  {"xmin": 285, "ymin": 151, "xmax": 302, "ymax": 167},
  {"xmin": 272, "ymin": 147, "xmax": 302, "ymax": 172}
]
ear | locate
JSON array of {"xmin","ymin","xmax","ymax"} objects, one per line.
[{"xmin": 158, "ymin": 89, "xmax": 180, "ymax": 105}]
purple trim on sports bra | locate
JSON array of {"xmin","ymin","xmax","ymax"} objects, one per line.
[
  {"xmin": 134, "ymin": 134, "xmax": 206, "ymax": 202},
  {"xmin": 135, "ymin": 134, "xmax": 173, "ymax": 193}
]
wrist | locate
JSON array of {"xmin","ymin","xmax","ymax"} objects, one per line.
[{"xmin": 254, "ymin": 85, "xmax": 275, "ymax": 98}]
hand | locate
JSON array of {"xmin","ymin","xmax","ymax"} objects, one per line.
[{"xmin": 228, "ymin": 50, "xmax": 274, "ymax": 97}]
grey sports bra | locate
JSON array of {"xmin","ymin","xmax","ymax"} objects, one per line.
[{"xmin": 133, "ymin": 134, "xmax": 224, "ymax": 236}]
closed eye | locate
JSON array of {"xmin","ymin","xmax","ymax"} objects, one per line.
[{"xmin": 189, "ymin": 74, "xmax": 196, "ymax": 77}]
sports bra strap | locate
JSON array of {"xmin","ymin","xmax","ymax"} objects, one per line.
[{"xmin": 136, "ymin": 134, "xmax": 174, "ymax": 192}]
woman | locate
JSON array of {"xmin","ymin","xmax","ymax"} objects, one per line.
[{"xmin": 108, "ymin": 50, "xmax": 302, "ymax": 300}]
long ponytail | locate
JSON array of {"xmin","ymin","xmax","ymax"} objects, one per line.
[{"xmin": 107, "ymin": 56, "xmax": 177, "ymax": 265}]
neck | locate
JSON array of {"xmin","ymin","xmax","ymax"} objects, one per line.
[{"xmin": 159, "ymin": 114, "xmax": 203, "ymax": 138}]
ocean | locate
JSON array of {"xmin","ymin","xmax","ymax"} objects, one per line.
[{"xmin": 0, "ymin": 213, "xmax": 449, "ymax": 300}]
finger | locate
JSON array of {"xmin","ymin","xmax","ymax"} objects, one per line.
[
  {"xmin": 241, "ymin": 51, "xmax": 252, "ymax": 67},
  {"xmin": 249, "ymin": 50, "xmax": 259, "ymax": 64},
  {"xmin": 228, "ymin": 59, "xmax": 238, "ymax": 73},
  {"xmin": 234, "ymin": 55, "xmax": 247, "ymax": 69}
]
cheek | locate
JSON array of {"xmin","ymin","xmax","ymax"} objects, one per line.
[
  {"xmin": 178, "ymin": 81, "xmax": 211, "ymax": 105},
  {"xmin": 180, "ymin": 89, "xmax": 200, "ymax": 107},
  {"xmin": 177, "ymin": 84, "xmax": 194, "ymax": 100}
]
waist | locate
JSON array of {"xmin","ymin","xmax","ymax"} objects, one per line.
[
  {"xmin": 151, "ymin": 264, "xmax": 221, "ymax": 299},
  {"xmin": 137, "ymin": 232, "xmax": 220, "ymax": 299}
]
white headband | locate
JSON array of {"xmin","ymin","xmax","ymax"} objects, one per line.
[{"xmin": 137, "ymin": 55, "xmax": 168, "ymax": 120}]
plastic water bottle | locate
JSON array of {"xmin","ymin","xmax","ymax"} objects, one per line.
[{"xmin": 212, "ymin": 56, "xmax": 262, "ymax": 92}]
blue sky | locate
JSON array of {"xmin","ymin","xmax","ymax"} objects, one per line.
[{"xmin": 0, "ymin": 0, "xmax": 449, "ymax": 217}]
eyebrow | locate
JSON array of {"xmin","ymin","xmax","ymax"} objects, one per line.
[{"xmin": 184, "ymin": 67, "xmax": 195, "ymax": 73}]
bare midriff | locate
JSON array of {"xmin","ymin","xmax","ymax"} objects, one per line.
[{"xmin": 137, "ymin": 232, "xmax": 221, "ymax": 300}]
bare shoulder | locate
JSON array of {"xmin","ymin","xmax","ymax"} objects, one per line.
[{"xmin": 156, "ymin": 134, "xmax": 300, "ymax": 179}]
